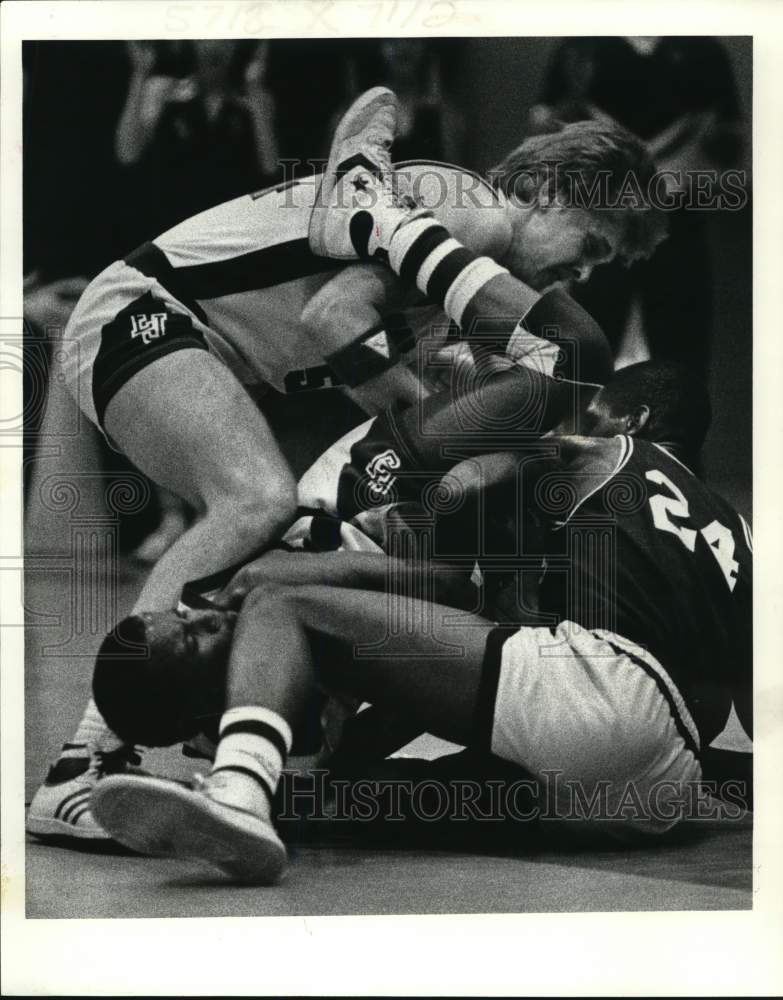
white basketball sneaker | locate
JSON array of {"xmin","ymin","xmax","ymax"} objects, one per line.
[
  {"xmin": 309, "ymin": 86, "xmax": 429, "ymax": 261},
  {"xmin": 26, "ymin": 745, "xmax": 143, "ymax": 841},
  {"xmin": 92, "ymin": 774, "xmax": 287, "ymax": 885}
]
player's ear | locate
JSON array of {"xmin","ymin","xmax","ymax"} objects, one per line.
[{"xmin": 625, "ymin": 404, "xmax": 650, "ymax": 436}]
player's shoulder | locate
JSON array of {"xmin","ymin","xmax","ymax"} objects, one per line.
[
  {"xmin": 535, "ymin": 435, "xmax": 630, "ymax": 522},
  {"xmin": 552, "ymin": 433, "xmax": 627, "ymax": 469},
  {"xmin": 395, "ymin": 159, "xmax": 502, "ymax": 207},
  {"xmin": 395, "ymin": 159, "xmax": 512, "ymax": 259}
]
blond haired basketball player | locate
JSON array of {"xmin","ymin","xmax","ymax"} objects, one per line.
[{"xmin": 28, "ymin": 88, "xmax": 663, "ymax": 840}]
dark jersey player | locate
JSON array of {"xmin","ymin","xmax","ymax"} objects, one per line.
[
  {"xmin": 292, "ymin": 359, "xmax": 752, "ymax": 754},
  {"xmin": 298, "ymin": 359, "xmax": 752, "ymax": 753},
  {"xmin": 88, "ymin": 361, "xmax": 752, "ymax": 883}
]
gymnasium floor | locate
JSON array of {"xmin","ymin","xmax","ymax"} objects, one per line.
[{"xmin": 23, "ymin": 558, "xmax": 752, "ymax": 919}]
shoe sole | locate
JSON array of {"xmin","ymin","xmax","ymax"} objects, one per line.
[
  {"xmin": 26, "ymin": 814, "xmax": 113, "ymax": 840},
  {"xmin": 92, "ymin": 776, "xmax": 287, "ymax": 885},
  {"xmin": 309, "ymin": 86, "xmax": 398, "ymax": 258}
]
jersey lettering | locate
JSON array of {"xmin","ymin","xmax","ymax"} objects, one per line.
[
  {"xmin": 700, "ymin": 519, "xmax": 740, "ymax": 592},
  {"xmin": 646, "ymin": 468, "xmax": 739, "ymax": 591},
  {"xmin": 645, "ymin": 469, "xmax": 697, "ymax": 551},
  {"xmin": 366, "ymin": 448, "xmax": 402, "ymax": 500}
]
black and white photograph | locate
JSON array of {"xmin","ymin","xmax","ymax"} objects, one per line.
[{"xmin": 2, "ymin": 1, "xmax": 782, "ymax": 995}]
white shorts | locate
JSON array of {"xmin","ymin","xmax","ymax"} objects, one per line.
[
  {"xmin": 58, "ymin": 259, "xmax": 253, "ymax": 433},
  {"xmin": 484, "ymin": 621, "xmax": 702, "ymax": 834}
]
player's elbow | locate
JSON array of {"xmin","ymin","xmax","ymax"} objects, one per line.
[
  {"xmin": 449, "ymin": 453, "xmax": 518, "ymax": 498},
  {"xmin": 300, "ymin": 286, "xmax": 342, "ymax": 335},
  {"xmin": 301, "ymin": 281, "xmax": 370, "ymax": 339},
  {"xmin": 447, "ymin": 458, "xmax": 485, "ymax": 500}
]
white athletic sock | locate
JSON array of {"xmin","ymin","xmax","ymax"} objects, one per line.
[
  {"xmin": 207, "ymin": 706, "xmax": 293, "ymax": 821},
  {"xmin": 66, "ymin": 698, "xmax": 125, "ymax": 756},
  {"xmin": 388, "ymin": 218, "xmax": 509, "ymax": 327}
]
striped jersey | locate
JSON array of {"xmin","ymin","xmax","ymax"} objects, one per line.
[{"xmin": 122, "ymin": 161, "xmax": 505, "ymax": 394}]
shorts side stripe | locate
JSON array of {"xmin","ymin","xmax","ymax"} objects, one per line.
[
  {"xmin": 603, "ymin": 636, "xmax": 701, "ymax": 758},
  {"xmin": 474, "ymin": 625, "xmax": 520, "ymax": 752}
]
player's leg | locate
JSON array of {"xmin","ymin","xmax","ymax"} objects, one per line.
[
  {"xmin": 28, "ymin": 346, "xmax": 297, "ymax": 841},
  {"xmin": 214, "ymin": 583, "xmax": 492, "ymax": 746},
  {"xmin": 104, "ymin": 349, "xmax": 297, "ymax": 612},
  {"xmin": 92, "ymin": 584, "xmax": 497, "ymax": 882},
  {"xmin": 310, "ymin": 91, "xmax": 613, "ymax": 383}
]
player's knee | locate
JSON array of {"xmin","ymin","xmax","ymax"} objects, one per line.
[
  {"xmin": 92, "ymin": 616, "xmax": 216, "ymax": 747},
  {"xmin": 205, "ymin": 468, "xmax": 298, "ymax": 546}
]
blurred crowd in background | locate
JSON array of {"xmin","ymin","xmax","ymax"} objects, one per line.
[
  {"xmin": 22, "ymin": 37, "xmax": 749, "ymax": 559},
  {"xmin": 23, "ymin": 38, "xmax": 468, "ymax": 280}
]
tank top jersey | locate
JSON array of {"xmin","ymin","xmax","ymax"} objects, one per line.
[
  {"xmin": 122, "ymin": 161, "xmax": 503, "ymax": 394},
  {"xmin": 537, "ymin": 436, "xmax": 752, "ymax": 748}
]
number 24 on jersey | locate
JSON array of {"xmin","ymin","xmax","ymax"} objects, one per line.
[{"xmin": 645, "ymin": 469, "xmax": 741, "ymax": 592}]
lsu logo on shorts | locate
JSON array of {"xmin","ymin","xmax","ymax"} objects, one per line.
[{"xmin": 366, "ymin": 448, "xmax": 401, "ymax": 500}]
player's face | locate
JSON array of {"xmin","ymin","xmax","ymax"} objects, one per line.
[
  {"xmin": 140, "ymin": 607, "xmax": 237, "ymax": 672},
  {"xmin": 582, "ymin": 388, "xmax": 628, "ymax": 437},
  {"xmin": 504, "ymin": 203, "xmax": 623, "ymax": 292}
]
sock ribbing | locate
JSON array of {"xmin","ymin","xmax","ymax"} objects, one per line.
[
  {"xmin": 211, "ymin": 707, "xmax": 293, "ymax": 804},
  {"xmin": 388, "ymin": 219, "xmax": 508, "ymax": 326}
]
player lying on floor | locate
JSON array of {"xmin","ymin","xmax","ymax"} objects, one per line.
[
  {"xmin": 29, "ymin": 84, "xmax": 667, "ymax": 839},
  {"xmin": 88, "ymin": 361, "xmax": 752, "ymax": 884}
]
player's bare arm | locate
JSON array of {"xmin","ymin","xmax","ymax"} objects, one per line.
[
  {"xmin": 311, "ymin": 94, "xmax": 663, "ymax": 379},
  {"xmin": 212, "ymin": 549, "xmax": 476, "ymax": 612},
  {"xmin": 299, "ymin": 171, "xmax": 515, "ymax": 415},
  {"xmin": 300, "ymin": 262, "xmax": 428, "ymax": 413}
]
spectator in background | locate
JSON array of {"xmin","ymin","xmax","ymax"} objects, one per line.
[
  {"xmin": 113, "ymin": 39, "xmax": 283, "ymax": 560},
  {"xmin": 529, "ymin": 36, "xmax": 744, "ymax": 376},
  {"xmin": 23, "ymin": 272, "xmax": 90, "ymax": 493},
  {"xmin": 337, "ymin": 39, "xmax": 466, "ymax": 165},
  {"xmin": 115, "ymin": 39, "xmax": 281, "ymax": 242}
]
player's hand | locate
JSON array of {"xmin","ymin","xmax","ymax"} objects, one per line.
[
  {"xmin": 210, "ymin": 570, "xmax": 254, "ymax": 610},
  {"xmin": 211, "ymin": 553, "xmax": 280, "ymax": 609}
]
